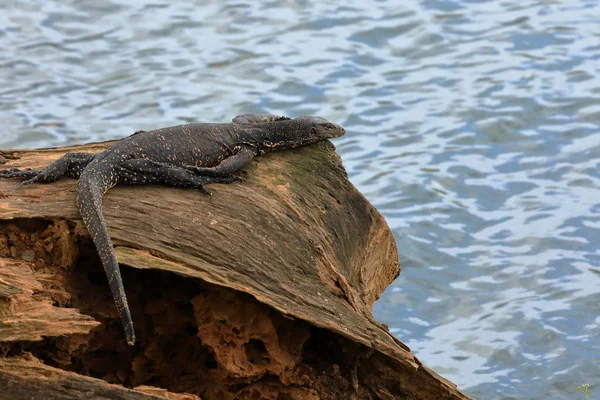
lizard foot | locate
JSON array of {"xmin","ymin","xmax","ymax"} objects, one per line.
[
  {"xmin": 21, "ymin": 176, "xmax": 41, "ymax": 186},
  {"xmin": 0, "ymin": 168, "xmax": 41, "ymax": 182},
  {"xmin": 0, "ymin": 167, "xmax": 36, "ymax": 176}
]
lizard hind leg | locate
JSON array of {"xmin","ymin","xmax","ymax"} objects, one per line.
[{"xmin": 0, "ymin": 152, "xmax": 95, "ymax": 185}]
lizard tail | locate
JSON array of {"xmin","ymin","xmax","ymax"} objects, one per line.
[{"xmin": 76, "ymin": 176, "xmax": 136, "ymax": 346}]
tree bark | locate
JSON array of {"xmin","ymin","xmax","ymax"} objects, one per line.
[{"xmin": 0, "ymin": 142, "xmax": 472, "ymax": 399}]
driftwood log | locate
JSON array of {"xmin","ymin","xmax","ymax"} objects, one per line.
[{"xmin": 0, "ymin": 141, "xmax": 472, "ymax": 400}]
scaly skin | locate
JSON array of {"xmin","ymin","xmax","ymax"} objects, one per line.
[{"xmin": 0, "ymin": 114, "xmax": 345, "ymax": 345}]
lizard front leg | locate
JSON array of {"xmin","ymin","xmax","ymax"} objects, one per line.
[
  {"xmin": 117, "ymin": 159, "xmax": 240, "ymax": 196},
  {"xmin": 187, "ymin": 145, "xmax": 257, "ymax": 178},
  {"xmin": 0, "ymin": 152, "xmax": 95, "ymax": 185}
]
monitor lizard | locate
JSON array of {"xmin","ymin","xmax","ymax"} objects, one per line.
[{"xmin": 0, "ymin": 114, "xmax": 345, "ymax": 346}]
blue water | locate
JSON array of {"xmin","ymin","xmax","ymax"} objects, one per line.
[{"xmin": 1, "ymin": 1, "xmax": 599, "ymax": 398}]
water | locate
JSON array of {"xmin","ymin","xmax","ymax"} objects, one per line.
[{"xmin": 1, "ymin": 1, "xmax": 599, "ymax": 398}]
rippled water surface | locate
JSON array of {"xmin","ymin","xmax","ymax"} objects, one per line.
[{"xmin": 2, "ymin": 1, "xmax": 599, "ymax": 398}]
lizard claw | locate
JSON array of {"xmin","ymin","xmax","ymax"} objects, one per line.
[
  {"xmin": 199, "ymin": 185, "xmax": 213, "ymax": 199},
  {"xmin": 21, "ymin": 175, "xmax": 40, "ymax": 186}
]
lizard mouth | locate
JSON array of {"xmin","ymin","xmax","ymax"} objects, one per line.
[
  {"xmin": 310, "ymin": 123, "xmax": 345, "ymax": 139},
  {"xmin": 330, "ymin": 124, "xmax": 345, "ymax": 138}
]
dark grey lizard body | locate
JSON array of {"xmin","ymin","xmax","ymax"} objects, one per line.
[{"xmin": 0, "ymin": 114, "xmax": 345, "ymax": 345}]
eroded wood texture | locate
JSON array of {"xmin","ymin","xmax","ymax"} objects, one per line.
[
  {"xmin": 0, "ymin": 358, "xmax": 200, "ymax": 400},
  {"xmin": 0, "ymin": 142, "xmax": 472, "ymax": 400},
  {"xmin": 0, "ymin": 257, "xmax": 99, "ymax": 342}
]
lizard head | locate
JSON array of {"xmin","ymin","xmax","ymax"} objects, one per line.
[
  {"xmin": 297, "ymin": 116, "xmax": 346, "ymax": 140},
  {"xmin": 248, "ymin": 116, "xmax": 345, "ymax": 153}
]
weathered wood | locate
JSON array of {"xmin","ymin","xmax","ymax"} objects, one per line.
[
  {"xmin": 0, "ymin": 258, "xmax": 99, "ymax": 342},
  {"xmin": 0, "ymin": 358, "xmax": 199, "ymax": 400},
  {"xmin": 0, "ymin": 142, "xmax": 472, "ymax": 399}
]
